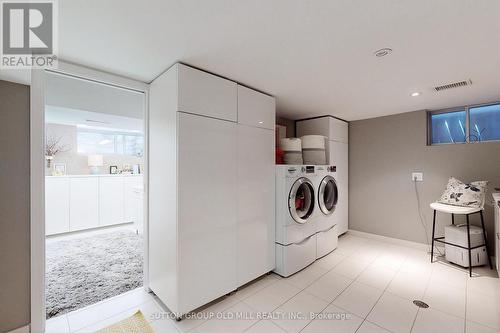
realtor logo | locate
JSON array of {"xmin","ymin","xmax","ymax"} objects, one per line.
[{"xmin": 1, "ymin": 0, "xmax": 57, "ymax": 68}]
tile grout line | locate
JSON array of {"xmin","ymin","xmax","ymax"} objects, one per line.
[
  {"xmin": 354, "ymin": 247, "xmax": 409, "ymax": 333},
  {"xmin": 409, "ymin": 308, "xmax": 421, "ymax": 333},
  {"xmin": 263, "ymin": 253, "xmax": 353, "ymax": 332},
  {"xmin": 294, "ymin": 247, "xmax": 369, "ymax": 332},
  {"xmin": 184, "ymin": 273, "xmax": 293, "ymax": 332},
  {"xmin": 65, "ymin": 314, "xmax": 71, "ymax": 333},
  {"xmin": 178, "ymin": 275, "xmax": 282, "ymax": 333},
  {"xmin": 69, "ymin": 293, "xmax": 157, "ymax": 332},
  {"xmin": 298, "ymin": 240, "xmax": 390, "ymax": 332},
  {"xmin": 464, "ymin": 271, "xmax": 468, "ymax": 333},
  {"xmin": 195, "ymin": 238, "xmax": 385, "ymax": 333},
  {"xmin": 408, "ymin": 253, "xmax": 437, "ymax": 333},
  {"xmin": 66, "ymin": 286, "xmax": 146, "ymax": 318}
]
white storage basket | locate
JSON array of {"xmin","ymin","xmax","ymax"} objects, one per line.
[
  {"xmin": 280, "ymin": 138, "xmax": 303, "ymax": 165},
  {"xmin": 445, "ymin": 224, "xmax": 487, "ymax": 267},
  {"xmin": 300, "ymin": 135, "xmax": 326, "ymax": 165}
]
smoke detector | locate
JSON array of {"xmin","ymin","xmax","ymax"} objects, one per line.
[{"xmin": 434, "ymin": 79, "xmax": 472, "ymax": 92}]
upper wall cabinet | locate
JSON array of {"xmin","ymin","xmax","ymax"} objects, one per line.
[
  {"xmin": 237, "ymin": 85, "xmax": 275, "ymax": 130},
  {"xmin": 177, "ymin": 64, "xmax": 237, "ymax": 121},
  {"xmin": 296, "ymin": 116, "xmax": 348, "ymax": 143}
]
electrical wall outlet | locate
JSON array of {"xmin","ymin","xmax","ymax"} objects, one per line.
[{"xmin": 412, "ymin": 172, "xmax": 423, "ymax": 182}]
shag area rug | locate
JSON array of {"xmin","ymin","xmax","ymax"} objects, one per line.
[{"xmin": 46, "ymin": 230, "xmax": 143, "ymax": 319}]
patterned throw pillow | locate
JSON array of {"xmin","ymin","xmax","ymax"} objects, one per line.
[{"xmin": 438, "ymin": 177, "xmax": 488, "ymax": 208}]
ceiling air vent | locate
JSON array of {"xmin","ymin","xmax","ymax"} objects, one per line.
[{"xmin": 434, "ymin": 79, "xmax": 472, "ymax": 92}]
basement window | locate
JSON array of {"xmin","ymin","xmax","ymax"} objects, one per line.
[
  {"xmin": 428, "ymin": 102, "xmax": 500, "ymax": 145},
  {"xmin": 77, "ymin": 129, "xmax": 144, "ymax": 156},
  {"xmin": 469, "ymin": 104, "xmax": 500, "ymax": 142}
]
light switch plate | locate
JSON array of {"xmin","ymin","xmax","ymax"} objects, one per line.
[{"xmin": 412, "ymin": 172, "xmax": 423, "ymax": 182}]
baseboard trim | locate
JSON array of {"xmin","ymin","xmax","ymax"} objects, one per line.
[
  {"xmin": 347, "ymin": 229, "xmax": 496, "ymax": 268},
  {"xmin": 346, "ymin": 229, "xmax": 436, "ymax": 252},
  {"xmin": 7, "ymin": 324, "xmax": 30, "ymax": 333}
]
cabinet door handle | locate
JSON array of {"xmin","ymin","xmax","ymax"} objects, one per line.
[{"xmin": 497, "ymin": 233, "xmax": 500, "ymax": 240}]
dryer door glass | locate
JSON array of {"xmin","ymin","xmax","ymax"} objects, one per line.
[
  {"xmin": 289, "ymin": 178, "xmax": 315, "ymax": 224},
  {"xmin": 319, "ymin": 175, "xmax": 338, "ymax": 215}
]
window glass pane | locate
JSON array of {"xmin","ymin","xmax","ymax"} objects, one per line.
[
  {"xmin": 431, "ymin": 110, "xmax": 467, "ymax": 144},
  {"xmin": 77, "ymin": 131, "xmax": 115, "ymax": 154},
  {"xmin": 115, "ymin": 134, "xmax": 124, "ymax": 155},
  {"xmin": 124, "ymin": 135, "xmax": 144, "ymax": 156},
  {"xmin": 77, "ymin": 129, "xmax": 143, "ymax": 155},
  {"xmin": 469, "ymin": 104, "xmax": 500, "ymax": 142}
]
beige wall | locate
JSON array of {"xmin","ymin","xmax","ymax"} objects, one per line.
[
  {"xmin": 276, "ymin": 116, "xmax": 295, "ymax": 137},
  {"xmin": 0, "ymin": 80, "xmax": 31, "ymax": 332},
  {"xmin": 349, "ymin": 110, "xmax": 500, "ymax": 251},
  {"xmin": 45, "ymin": 123, "xmax": 143, "ymax": 176}
]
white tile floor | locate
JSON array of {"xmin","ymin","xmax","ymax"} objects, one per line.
[{"xmin": 46, "ymin": 233, "xmax": 500, "ymax": 333}]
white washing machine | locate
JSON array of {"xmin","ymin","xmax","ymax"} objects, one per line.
[
  {"xmin": 275, "ymin": 165, "xmax": 318, "ymax": 277},
  {"xmin": 315, "ymin": 165, "xmax": 339, "ymax": 258}
]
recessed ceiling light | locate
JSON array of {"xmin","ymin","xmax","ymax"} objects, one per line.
[
  {"xmin": 411, "ymin": 92, "xmax": 421, "ymax": 97},
  {"xmin": 374, "ymin": 48, "xmax": 393, "ymax": 57},
  {"xmin": 258, "ymin": 121, "xmax": 264, "ymax": 124}
]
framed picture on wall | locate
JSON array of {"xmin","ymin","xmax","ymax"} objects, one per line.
[
  {"xmin": 53, "ymin": 163, "xmax": 66, "ymax": 176},
  {"xmin": 109, "ymin": 165, "xmax": 118, "ymax": 174}
]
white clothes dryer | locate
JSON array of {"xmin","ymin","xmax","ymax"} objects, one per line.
[{"xmin": 315, "ymin": 165, "xmax": 339, "ymax": 258}]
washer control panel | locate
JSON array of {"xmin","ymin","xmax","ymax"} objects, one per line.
[{"xmin": 327, "ymin": 165, "xmax": 336, "ymax": 172}]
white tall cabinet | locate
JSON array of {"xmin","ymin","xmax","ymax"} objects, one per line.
[
  {"xmin": 177, "ymin": 112, "xmax": 238, "ymax": 308},
  {"xmin": 297, "ymin": 116, "xmax": 349, "ymax": 235},
  {"xmin": 237, "ymin": 85, "xmax": 275, "ymax": 286},
  {"xmin": 149, "ymin": 63, "xmax": 275, "ymax": 316}
]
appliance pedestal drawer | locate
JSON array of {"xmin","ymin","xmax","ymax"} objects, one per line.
[
  {"xmin": 317, "ymin": 224, "xmax": 338, "ymax": 258},
  {"xmin": 275, "ymin": 234, "xmax": 316, "ymax": 277}
]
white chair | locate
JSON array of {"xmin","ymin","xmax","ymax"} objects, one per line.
[{"xmin": 430, "ymin": 202, "xmax": 492, "ymax": 276}]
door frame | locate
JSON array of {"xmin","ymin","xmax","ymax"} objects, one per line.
[{"xmin": 30, "ymin": 61, "xmax": 150, "ymax": 333}]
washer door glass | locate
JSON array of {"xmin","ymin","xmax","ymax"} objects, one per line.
[
  {"xmin": 319, "ymin": 175, "xmax": 338, "ymax": 215},
  {"xmin": 289, "ymin": 178, "xmax": 315, "ymax": 224}
]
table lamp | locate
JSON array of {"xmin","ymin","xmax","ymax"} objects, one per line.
[{"xmin": 88, "ymin": 154, "xmax": 103, "ymax": 174}]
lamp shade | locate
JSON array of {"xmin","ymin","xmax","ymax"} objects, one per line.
[{"xmin": 87, "ymin": 154, "xmax": 103, "ymax": 167}]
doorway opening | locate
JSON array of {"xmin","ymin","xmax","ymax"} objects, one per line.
[{"xmin": 43, "ymin": 70, "xmax": 146, "ymax": 319}]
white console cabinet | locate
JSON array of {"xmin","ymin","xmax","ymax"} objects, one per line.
[
  {"xmin": 69, "ymin": 176, "xmax": 99, "ymax": 231},
  {"xmin": 45, "ymin": 177, "xmax": 70, "ymax": 234},
  {"xmin": 99, "ymin": 176, "xmax": 125, "ymax": 227},
  {"xmin": 493, "ymin": 193, "xmax": 500, "ymax": 270},
  {"xmin": 45, "ymin": 174, "xmax": 143, "ymax": 235}
]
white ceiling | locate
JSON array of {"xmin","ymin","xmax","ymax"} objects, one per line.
[{"xmin": 2, "ymin": 0, "xmax": 500, "ymax": 120}]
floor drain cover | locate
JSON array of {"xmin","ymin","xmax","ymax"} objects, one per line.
[{"xmin": 413, "ymin": 300, "xmax": 429, "ymax": 308}]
